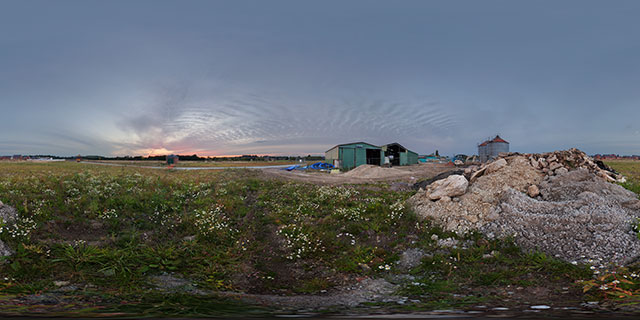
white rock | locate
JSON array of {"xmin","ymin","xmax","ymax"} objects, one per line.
[
  {"xmin": 485, "ymin": 158, "xmax": 507, "ymax": 174},
  {"xmin": 426, "ymin": 175, "xmax": 469, "ymax": 200},
  {"xmin": 555, "ymin": 167, "xmax": 569, "ymax": 175}
]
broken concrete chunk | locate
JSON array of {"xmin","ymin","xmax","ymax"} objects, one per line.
[
  {"xmin": 410, "ymin": 148, "xmax": 638, "ymax": 265},
  {"xmin": 485, "ymin": 158, "xmax": 507, "ymax": 175},
  {"xmin": 0, "ymin": 240, "xmax": 13, "ymax": 258},
  {"xmin": 530, "ymin": 158, "xmax": 539, "ymax": 169},
  {"xmin": 0, "ymin": 203, "xmax": 17, "ymax": 225},
  {"xmin": 0, "ymin": 203, "xmax": 18, "ymax": 258},
  {"xmin": 549, "ymin": 162, "xmax": 563, "ymax": 171},
  {"xmin": 426, "ymin": 175, "xmax": 468, "ymax": 200},
  {"xmin": 469, "ymin": 167, "xmax": 486, "ymax": 183}
]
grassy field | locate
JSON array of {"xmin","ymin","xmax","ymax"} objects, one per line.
[
  {"xmin": 0, "ymin": 161, "xmax": 637, "ymax": 316},
  {"xmin": 83, "ymin": 160, "xmax": 300, "ymax": 167},
  {"xmin": 605, "ymin": 160, "xmax": 640, "ymax": 195}
]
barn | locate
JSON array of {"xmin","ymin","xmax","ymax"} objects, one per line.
[
  {"xmin": 325, "ymin": 142, "xmax": 384, "ymax": 170},
  {"xmin": 382, "ymin": 143, "xmax": 419, "ymax": 166}
]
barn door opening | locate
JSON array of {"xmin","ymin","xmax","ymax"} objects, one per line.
[{"xmin": 386, "ymin": 144, "xmax": 403, "ymax": 166}]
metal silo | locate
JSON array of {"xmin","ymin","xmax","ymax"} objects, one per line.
[
  {"xmin": 488, "ymin": 135, "xmax": 509, "ymax": 160},
  {"xmin": 478, "ymin": 135, "xmax": 509, "ymax": 162},
  {"xmin": 478, "ymin": 140, "xmax": 489, "ymax": 162}
]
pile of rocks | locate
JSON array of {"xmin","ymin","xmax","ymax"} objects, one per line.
[
  {"xmin": 471, "ymin": 148, "xmax": 625, "ymax": 183},
  {"xmin": 409, "ymin": 149, "xmax": 640, "ymax": 265},
  {"xmin": 0, "ymin": 200, "xmax": 17, "ymax": 257}
]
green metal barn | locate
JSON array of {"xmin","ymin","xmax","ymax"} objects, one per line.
[
  {"xmin": 382, "ymin": 143, "xmax": 419, "ymax": 166},
  {"xmin": 325, "ymin": 142, "xmax": 384, "ymax": 170}
]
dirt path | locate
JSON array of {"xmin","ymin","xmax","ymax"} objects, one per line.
[{"xmin": 263, "ymin": 163, "xmax": 454, "ymax": 185}]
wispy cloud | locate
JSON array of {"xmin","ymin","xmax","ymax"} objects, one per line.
[{"xmin": 113, "ymin": 83, "xmax": 459, "ymax": 155}]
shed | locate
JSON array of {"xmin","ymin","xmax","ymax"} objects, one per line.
[
  {"xmin": 382, "ymin": 143, "xmax": 419, "ymax": 166},
  {"xmin": 325, "ymin": 142, "xmax": 384, "ymax": 170},
  {"xmin": 166, "ymin": 154, "xmax": 179, "ymax": 166}
]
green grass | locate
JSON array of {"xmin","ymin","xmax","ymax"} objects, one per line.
[
  {"xmin": 0, "ymin": 162, "xmax": 415, "ymax": 295},
  {"xmin": 606, "ymin": 160, "xmax": 640, "ymax": 196},
  {"xmin": 401, "ymin": 235, "xmax": 591, "ymax": 295},
  {"xmin": 0, "ymin": 161, "xmax": 632, "ymax": 315}
]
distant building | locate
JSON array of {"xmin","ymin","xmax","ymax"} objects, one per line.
[
  {"xmin": 325, "ymin": 142, "xmax": 384, "ymax": 170},
  {"xmin": 593, "ymin": 154, "xmax": 640, "ymax": 160},
  {"xmin": 478, "ymin": 135, "xmax": 509, "ymax": 162},
  {"xmin": 166, "ymin": 154, "xmax": 179, "ymax": 166}
]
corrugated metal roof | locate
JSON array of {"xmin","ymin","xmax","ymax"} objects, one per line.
[
  {"xmin": 479, "ymin": 135, "xmax": 509, "ymax": 146},
  {"xmin": 325, "ymin": 141, "xmax": 382, "ymax": 153},
  {"xmin": 491, "ymin": 135, "xmax": 509, "ymax": 144}
]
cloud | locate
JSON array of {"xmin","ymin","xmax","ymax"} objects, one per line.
[{"xmin": 113, "ymin": 83, "xmax": 459, "ymax": 156}]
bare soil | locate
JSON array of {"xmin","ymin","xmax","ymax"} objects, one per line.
[{"xmin": 263, "ymin": 163, "xmax": 454, "ymax": 185}]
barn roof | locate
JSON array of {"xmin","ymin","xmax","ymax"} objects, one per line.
[{"xmin": 325, "ymin": 142, "xmax": 382, "ymax": 153}]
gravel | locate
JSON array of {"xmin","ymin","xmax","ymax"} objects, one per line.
[
  {"xmin": 409, "ymin": 151, "xmax": 640, "ymax": 265},
  {"xmin": 482, "ymin": 170, "xmax": 640, "ymax": 265},
  {"xmin": 397, "ymin": 248, "xmax": 425, "ymax": 271},
  {"xmin": 0, "ymin": 202, "xmax": 17, "ymax": 257}
]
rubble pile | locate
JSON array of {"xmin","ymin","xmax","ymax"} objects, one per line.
[
  {"xmin": 409, "ymin": 149, "xmax": 640, "ymax": 265},
  {"xmin": 0, "ymin": 200, "xmax": 16, "ymax": 257},
  {"xmin": 480, "ymin": 148, "xmax": 625, "ymax": 183}
]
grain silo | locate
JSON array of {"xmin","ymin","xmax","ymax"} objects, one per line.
[{"xmin": 478, "ymin": 135, "xmax": 509, "ymax": 162}]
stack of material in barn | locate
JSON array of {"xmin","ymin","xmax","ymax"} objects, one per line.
[
  {"xmin": 478, "ymin": 135, "xmax": 509, "ymax": 162},
  {"xmin": 325, "ymin": 142, "xmax": 384, "ymax": 170},
  {"xmin": 382, "ymin": 143, "xmax": 419, "ymax": 166}
]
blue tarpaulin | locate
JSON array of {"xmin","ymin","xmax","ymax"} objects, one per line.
[{"xmin": 282, "ymin": 162, "xmax": 334, "ymax": 171}]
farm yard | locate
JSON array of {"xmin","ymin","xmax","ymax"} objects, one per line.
[{"xmin": 0, "ymin": 157, "xmax": 639, "ymax": 317}]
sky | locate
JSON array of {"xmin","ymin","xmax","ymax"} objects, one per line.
[{"xmin": 1, "ymin": 0, "xmax": 639, "ymax": 157}]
